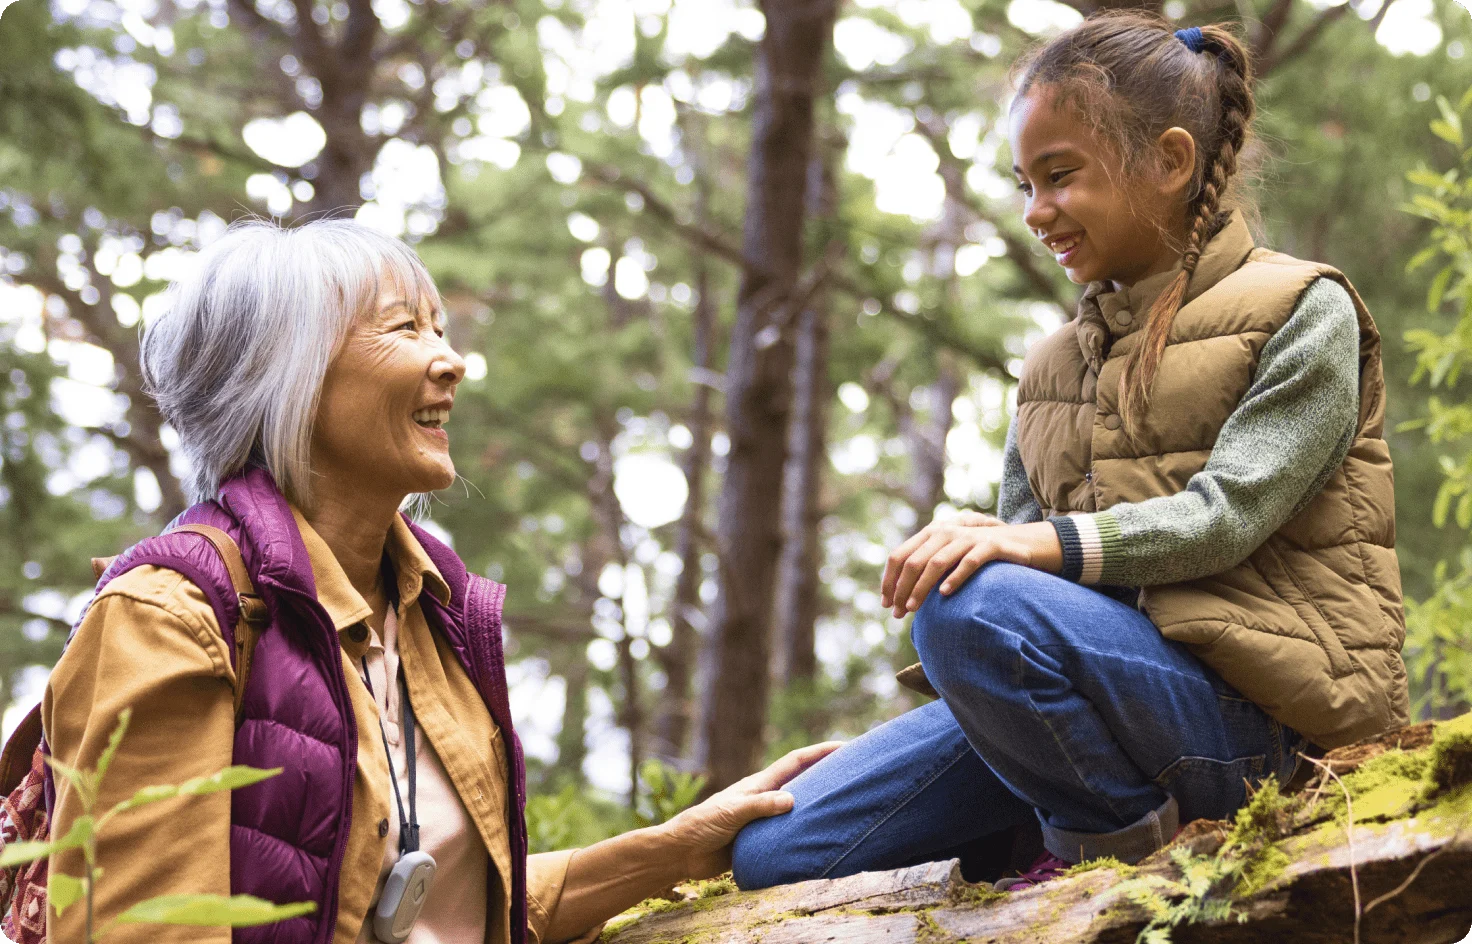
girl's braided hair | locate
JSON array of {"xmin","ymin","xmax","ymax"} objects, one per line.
[{"xmin": 1013, "ymin": 12, "xmax": 1258, "ymax": 426}]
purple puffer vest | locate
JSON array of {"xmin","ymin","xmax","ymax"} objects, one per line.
[{"xmin": 79, "ymin": 467, "xmax": 528, "ymax": 944}]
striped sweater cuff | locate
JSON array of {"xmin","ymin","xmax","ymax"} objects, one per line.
[{"xmin": 1048, "ymin": 512, "xmax": 1123, "ymax": 584}]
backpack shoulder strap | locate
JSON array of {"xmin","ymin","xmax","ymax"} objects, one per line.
[
  {"xmin": 87, "ymin": 525, "xmax": 265, "ymax": 725},
  {"xmin": 0, "ymin": 708, "xmax": 42, "ymax": 797},
  {"xmin": 169, "ymin": 524, "xmax": 266, "ymax": 726}
]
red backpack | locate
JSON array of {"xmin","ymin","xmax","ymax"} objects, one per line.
[{"xmin": 0, "ymin": 524, "xmax": 266, "ymax": 943}]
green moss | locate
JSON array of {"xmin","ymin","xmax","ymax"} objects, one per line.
[
  {"xmin": 1064, "ymin": 855, "xmax": 1139, "ymax": 879},
  {"xmin": 914, "ymin": 911, "xmax": 954, "ymax": 944},
  {"xmin": 599, "ymin": 897, "xmax": 686, "ymax": 939},
  {"xmin": 1235, "ymin": 845, "xmax": 1291, "ymax": 896},
  {"xmin": 688, "ymin": 875, "xmax": 737, "ymax": 900},
  {"xmin": 1225, "ymin": 776, "xmax": 1296, "ymax": 851},
  {"xmin": 952, "ymin": 882, "xmax": 1008, "ymax": 905},
  {"xmin": 1301, "ymin": 715, "xmax": 1471, "ymax": 828},
  {"xmin": 1424, "ymin": 712, "xmax": 1472, "ymax": 798}
]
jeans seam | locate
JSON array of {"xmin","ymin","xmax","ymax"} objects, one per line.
[
  {"xmin": 820, "ymin": 742, "xmax": 976, "ymax": 880},
  {"xmin": 1018, "ymin": 642, "xmax": 1139, "ymax": 827}
]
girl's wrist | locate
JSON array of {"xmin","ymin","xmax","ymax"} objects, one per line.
[{"xmin": 1011, "ymin": 521, "xmax": 1064, "ymax": 574}]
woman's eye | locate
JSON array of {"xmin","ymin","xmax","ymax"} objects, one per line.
[
  {"xmin": 1015, "ymin": 180, "xmax": 1032, "ymax": 195},
  {"xmin": 1050, "ymin": 169, "xmax": 1074, "ymax": 185}
]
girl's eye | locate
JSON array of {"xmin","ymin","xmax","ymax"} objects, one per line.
[
  {"xmin": 1050, "ymin": 169, "xmax": 1074, "ymax": 185},
  {"xmin": 1016, "ymin": 180, "xmax": 1032, "ymax": 196}
]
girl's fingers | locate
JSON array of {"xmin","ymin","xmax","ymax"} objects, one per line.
[
  {"xmin": 890, "ymin": 533, "xmax": 952, "ymax": 616},
  {"xmin": 904, "ymin": 538, "xmax": 976, "ymax": 611},
  {"xmin": 939, "ymin": 543, "xmax": 998, "ymax": 595},
  {"xmin": 881, "ymin": 528, "xmax": 936, "ymax": 607}
]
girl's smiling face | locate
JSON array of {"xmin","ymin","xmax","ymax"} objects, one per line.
[{"xmin": 1008, "ymin": 85, "xmax": 1194, "ymax": 289}]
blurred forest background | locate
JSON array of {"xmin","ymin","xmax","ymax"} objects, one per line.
[{"xmin": 2, "ymin": 0, "xmax": 1472, "ymax": 848}]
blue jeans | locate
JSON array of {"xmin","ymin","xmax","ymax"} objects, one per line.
[{"xmin": 732, "ymin": 563, "xmax": 1304, "ymax": 889}]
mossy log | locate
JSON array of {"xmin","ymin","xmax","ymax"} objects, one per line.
[{"xmin": 602, "ymin": 716, "xmax": 1472, "ymax": 944}]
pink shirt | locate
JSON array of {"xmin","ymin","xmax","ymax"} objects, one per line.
[{"xmin": 355, "ymin": 606, "xmax": 490, "ymax": 944}]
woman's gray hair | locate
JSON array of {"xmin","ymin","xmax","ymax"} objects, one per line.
[{"xmin": 141, "ymin": 218, "xmax": 441, "ymax": 508}]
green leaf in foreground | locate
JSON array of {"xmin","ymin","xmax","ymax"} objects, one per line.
[
  {"xmin": 94, "ymin": 709, "xmax": 132, "ymax": 785},
  {"xmin": 0, "ymin": 815, "xmax": 95, "ymax": 867},
  {"xmin": 113, "ymin": 894, "xmax": 316, "ymax": 927},
  {"xmin": 47, "ymin": 873, "xmax": 85, "ymax": 917},
  {"xmin": 108, "ymin": 766, "xmax": 283, "ymax": 816}
]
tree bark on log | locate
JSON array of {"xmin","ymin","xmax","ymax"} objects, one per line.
[
  {"xmin": 696, "ymin": 0, "xmax": 839, "ymax": 792},
  {"xmin": 605, "ymin": 717, "xmax": 1472, "ymax": 944}
]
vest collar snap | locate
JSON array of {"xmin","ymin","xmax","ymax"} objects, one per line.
[{"xmin": 1080, "ymin": 210, "xmax": 1257, "ymax": 345}]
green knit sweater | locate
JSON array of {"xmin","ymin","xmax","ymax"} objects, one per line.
[{"xmin": 997, "ymin": 277, "xmax": 1362, "ymax": 587}]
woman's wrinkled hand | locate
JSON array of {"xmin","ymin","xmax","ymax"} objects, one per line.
[
  {"xmin": 658, "ymin": 741, "xmax": 843, "ymax": 881},
  {"xmin": 880, "ymin": 516, "xmax": 1063, "ymax": 618}
]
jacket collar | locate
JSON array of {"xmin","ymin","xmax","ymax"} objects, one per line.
[
  {"xmin": 216, "ymin": 466, "xmax": 450, "ymax": 625},
  {"xmin": 1075, "ymin": 210, "xmax": 1256, "ymax": 367},
  {"xmin": 290, "ymin": 507, "xmax": 451, "ymax": 632}
]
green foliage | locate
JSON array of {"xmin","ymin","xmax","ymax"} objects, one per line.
[
  {"xmin": 1401, "ymin": 85, "xmax": 1472, "ymax": 719},
  {"xmin": 526, "ymin": 759, "xmax": 706, "ymax": 854},
  {"xmin": 634, "ymin": 759, "xmax": 705, "ymax": 828},
  {"xmin": 2, "ymin": 708, "xmax": 314, "ymax": 942},
  {"xmin": 525, "ymin": 784, "xmax": 638, "ymax": 855},
  {"xmin": 1113, "ymin": 847, "xmax": 1247, "ymax": 944}
]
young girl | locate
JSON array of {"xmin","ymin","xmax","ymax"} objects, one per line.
[{"xmin": 730, "ymin": 11, "xmax": 1408, "ymax": 890}]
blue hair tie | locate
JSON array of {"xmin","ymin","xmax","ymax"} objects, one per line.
[{"xmin": 1174, "ymin": 26, "xmax": 1205, "ymax": 53}]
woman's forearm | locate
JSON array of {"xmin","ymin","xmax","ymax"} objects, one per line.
[{"xmin": 540, "ymin": 824, "xmax": 687, "ymax": 942}]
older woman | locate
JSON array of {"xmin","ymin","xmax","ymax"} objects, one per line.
[{"xmin": 42, "ymin": 219, "xmax": 837, "ymax": 944}]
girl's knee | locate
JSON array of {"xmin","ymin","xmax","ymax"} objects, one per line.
[
  {"xmin": 731, "ymin": 814, "xmax": 807, "ymax": 890},
  {"xmin": 912, "ymin": 562, "xmax": 1034, "ymax": 665}
]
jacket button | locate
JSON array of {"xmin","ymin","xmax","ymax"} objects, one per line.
[
  {"xmin": 349, "ymin": 624, "xmax": 369, "ymax": 644},
  {"xmin": 1103, "ymin": 414, "xmax": 1122, "ymax": 430},
  {"xmin": 378, "ymin": 818, "xmax": 390, "ymax": 838},
  {"xmin": 1116, "ymin": 311, "xmax": 1133, "ymax": 326},
  {"xmin": 1085, "ymin": 470, "xmax": 1094, "ymax": 482}
]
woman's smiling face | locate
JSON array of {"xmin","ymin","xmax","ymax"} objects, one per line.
[
  {"xmin": 1008, "ymin": 85, "xmax": 1188, "ymax": 288},
  {"xmin": 310, "ymin": 275, "xmax": 466, "ymax": 506}
]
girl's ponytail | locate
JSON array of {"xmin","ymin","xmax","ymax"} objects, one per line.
[{"xmin": 1119, "ymin": 25, "xmax": 1255, "ymax": 426}]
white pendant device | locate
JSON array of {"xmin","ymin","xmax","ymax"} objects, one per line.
[
  {"xmin": 362, "ymin": 637, "xmax": 436, "ymax": 944},
  {"xmin": 373, "ymin": 850, "xmax": 437, "ymax": 943}
]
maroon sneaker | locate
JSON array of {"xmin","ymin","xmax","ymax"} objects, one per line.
[{"xmin": 993, "ymin": 852, "xmax": 1073, "ymax": 891}]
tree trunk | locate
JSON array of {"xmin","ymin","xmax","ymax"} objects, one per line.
[
  {"xmin": 697, "ymin": 0, "xmax": 839, "ymax": 792},
  {"xmin": 226, "ymin": 0, "xmax": 379, "ymax": 219},
  {"xmin": 773, "ymin": 146, "xmax": 840, "ymax": 687},
  {"xmin": 652, "ymin": 202, "xmax": 717, "ymax": 765},
  {"xmin": 555, "ymin": 654, "xmax": 589, "ymax": 783},
  {"xmin": 905, "ymin": 356, "xmax": 960, "ymax": 522},
  {"xmin": 772, "ymin": 299, "xmax": 829, "ymax": 686}
]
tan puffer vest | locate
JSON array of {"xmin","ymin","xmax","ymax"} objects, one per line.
[{"xmin": 1014, "ymin": 210, "xmax": 1407, "ymax": 749}]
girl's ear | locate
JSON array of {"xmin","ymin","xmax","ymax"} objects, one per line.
[{"xmin": 1156, "ymin": 126, "xmax": 1197, "ymax": 204}]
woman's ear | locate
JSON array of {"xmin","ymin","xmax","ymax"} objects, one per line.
[{"xmin": 1157, "ymin": 127, "xmax": 1197, "ymax": 203}]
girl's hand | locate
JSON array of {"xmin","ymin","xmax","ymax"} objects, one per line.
[
  {"xmin": 658, "ymin": 741, "xmax": 843, "ymax": 881},
  {"xmin": 880, "ymin": 519, "xmax": 1064, "ymax": 618}
]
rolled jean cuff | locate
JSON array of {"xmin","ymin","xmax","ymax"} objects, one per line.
[{"xmin": 1040, "ymin": 794, "xmax": 1179, "ymax": 865}]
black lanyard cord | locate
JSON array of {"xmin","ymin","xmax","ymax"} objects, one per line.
[{"xmin": 360, "ymin": 655, "xmax": 420, "ymax": 855}]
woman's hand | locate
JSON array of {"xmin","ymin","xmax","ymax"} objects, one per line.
[
  {"xmin": 658, "ymin": 741, "xmax": 843, "ymax": 881},
  {"xmin": 880, "ymin": 517, "xmax": 1063, "ymax": 618}
]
